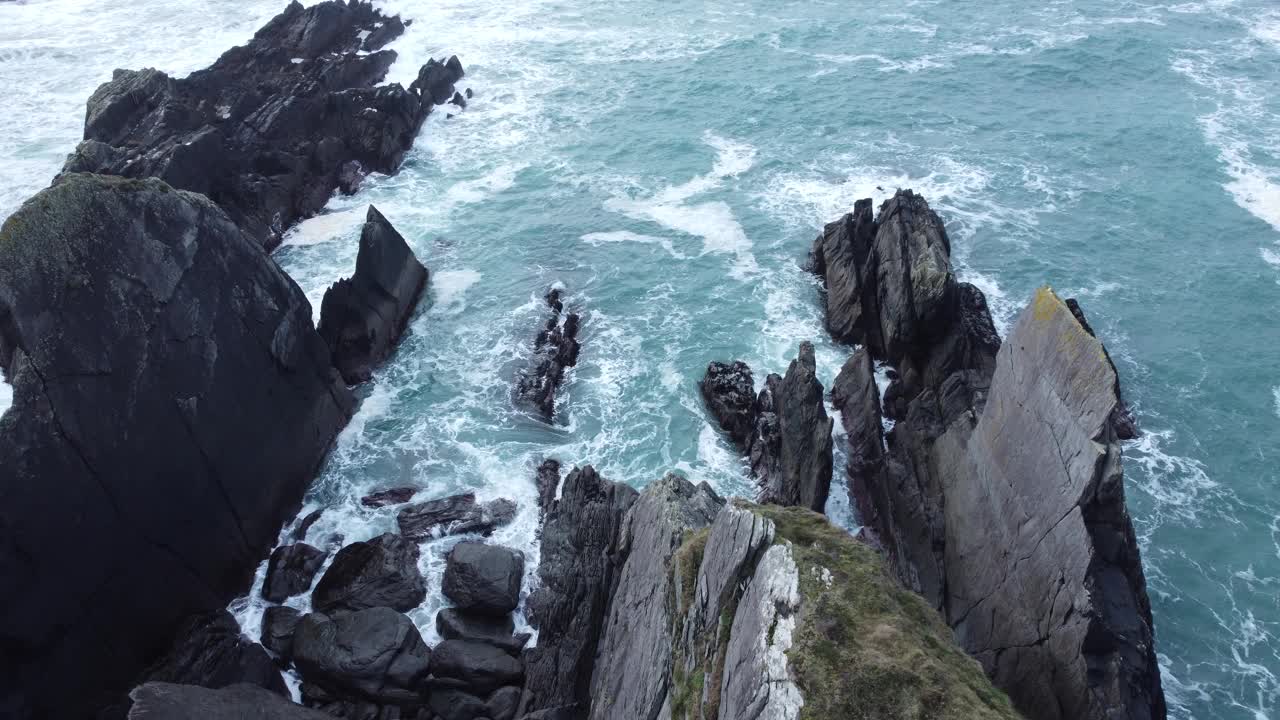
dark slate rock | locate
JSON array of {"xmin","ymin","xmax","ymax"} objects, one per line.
[
  {"xmin": 443, "ymin": 542, "xmax": 525, "ymax": 617},
  {"xmin": 486, "ymin": 686, "xmax": 521, "ymax": 720},
  {"xmin": 430, "ymin": 640, "xmax": 524, "ymax": 696},
  {"xmin": 0, "ymin": 174, "xmax": 352, "ymax": 719},
  {"xmin": 311, "ymin": 533, "xmax": 426, "ymax": 614},
  {"xmin": 361, "ymin": 15, "xmax": 406, "ymax": 52},
  {"xmin": 534, "ymin": 458, "xmax": 561, "ymax": 514},
  {"xmin": 520, "ymin": 466, "xmax": 638, "ymax": 716},
  {"xmin": 292, "ymin": 607, "xmax": 431, "ymax": 704},
  {"xmin": 61, "ymin": 1, "xmax": 463, "ymax": 250},
  {"xmin": 361, "ymin": 486, "xmax": 419, "ymax": 508},
  {"xmin": 753, "ymin": 342, "xmax": 834, "ymax": 512},
  {"xmin": 436, "ymin": 608, "xmax": 529, "ymax": 656},
  {"xmin": 292, "ymin": 509, "xmax": 325, "ymax": 541},
  {"xmin": 1065, "ymin": 297, "xmax": 1139, "ymax": 440},
  {"xmin": 318, "ymin": 206, "xmax": 429, "ymax": 385},
  {"xmin": 428, "ymin": 689, "xmax": 488, "ymax": 720},
  {"xmin": 128, "ymin": 682, "xmax": 331, "ymax": 719},
  {"xmin": 699, "ymin": 360, "xmax": 756, "ymax": 450},
  {"xmin": 868, "ymin": 190, "xmax": 956, "ymax": 360},
  {"xmin": 807, "ymin": 198, "xmax": 880, "ymax": 347},
  {"xmin": 260, "ymin": 606, "xmax": 302, "ymax": 660},
  {"xmin": 515, "ymin": 289, "xmax": 581, "ymax": 421},
  {"xmin": 397, "ymin": 492, "xmax": 518, "ymax": 540},
  {"xmin": 263, "ymin": 544, "xmax": 327, "ymax": 603},
  {"xmin": 831, "ymin": 349, "xmax": 886, "ymax": 538},
  {"xmin": 143, "ymin": 610, "xmax": 286, "ymax": 696}
]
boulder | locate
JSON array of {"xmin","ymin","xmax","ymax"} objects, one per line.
[
  {"xmin": 515, "ymin": 288, "xmax": 581, "ymax": 421},
  {"xmin": 292, "ymin": 608, "xmax": 430, "ymax": 704},
  {"xmin": 699, "ymin": 360, "xmax": 756, "ymax": 450},
  {"xmin": 430, "ymin": 640, "xmax": 524, "ymax": 696},
  {"xmin": 0, "ymin": 174, "xmax": 352, "ymax": 718},
  {"xmin": 317, "ymin": 206, "xmax": 429, "ymax": 384},
  {"xmin": 360, "ymin": 486, "xmax": 418, "ymax": 508},
  {"xmin": 428, "ymin": 689, "xmax": 489, "ymax": 720},
  {"xmin": 588, "ymin": 474, "xmax": 723, "ymax": 720},
  {"xmin": 436, "ymin": 608, "xmax": 529, "ymax": 656},
  {"xmin": 128, "ymin": 682, "xmax": 331, "ymax": 719},
  {"xmin": 262, "ymin": 543, "xmax": 326, "ymax": 603},
  {"xmin": 442, "ymin": 542, "xmax": 525, "ymax": 616},
  {"xmin": 753, "ymin": 342, "xmax": 834, "ymax": 512},
  {"xmin": 142, "ymin": 610, "xmax": 285, "ymax": 696},
  {"xmin": 397, "ymin": 492, "xmax": 518, "ymax": 540},
  {"xmin": 521, "ymin": 466, "xmax": 638, "ymax": 716},
  {"xmin": 260, "ymin": 606, "xmax": 302, "ymax": 660},
  {"xmin": 291, "ymin": 509, "xmax": 325, "ymax": 541},
  {"xmin": 61, "ymin": 1, "xmax": 463, "ymax": 249},
  {"xmin": 310, "ymin": 533, "xmax": 426, "ymax": 614}
]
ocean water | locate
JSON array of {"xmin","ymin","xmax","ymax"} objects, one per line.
[{"xmin": 2, "ymin": 1, "xmax": 1279, "ymax": 717}]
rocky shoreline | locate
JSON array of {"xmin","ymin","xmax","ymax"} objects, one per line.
[{"xmin": 0, "ymin": 2, "xmax": 1167, "ymax": 719}]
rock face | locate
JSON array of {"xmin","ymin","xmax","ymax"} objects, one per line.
[
  {"xmin": 142, "ymin": 610, "xmax": 286, "ymax": 697},
  {"xmin": 360, "ymin": 486, "xmax": 418, "ymax": 508},
  {"xmin": 521, "ymin": 466, "xmax": 638, "ymax": 716},
  {"xmin": 317, "ymin": 206, "xmax": 429, "ymax": 384},
  {"xmin": 806, "ymin": 198, "xmax": 879, "ymax": 346},
  {"xmin": 310, "ymin": 533, "xmax": 426, "ymax": 614},
  {"xmin": 292, "ymin": 607, "xmax": 431, "ymax": 705},
  {"xmin": 442, "ymin": 541, "xmax": 525, "ymax": 616},
  {"xmin": 515, "ymin": 288, "xmax": 582, "ymax": 421},
  {"xmin": 262, "ymin": 543, "xmax": 327, "ymax": 603},
  {"xmin": 62, "ymin": 1, "xmax": 464, "ymax": 250},
  {"xmin": 829, "ymin": 349, "xmax": 884, "ymax": 542},
  {"xmin": 430, "ymin": 640, "xmax": 524, "ymax": 696},
  {"xmin": 128, "ymin": 682, "xmax": 331, "ymax": 720},
  {"xmin": 588, "ymin": 474, "xmax": 724, "ymax": 720},
  {"xmin": 534, "ymin": 458, "xmax": 562, "ymax": 513},
  {"xmin": 260, "ymin": 606, "xmax": 303, "ymax": 660},
  {"xmin": 397, "ymin": 492, "xmax": 519, "ymax": 540},
  {"xmin": 0, "ymin": 174, "xmax": 352, "ymax": 718},
  {"xmin": 701, "ymin": 343, "xmax": 834, "ymax": 512},
  {"xmin": 436, "ymin": 608, "xmax": 529, "ymax": 656}
]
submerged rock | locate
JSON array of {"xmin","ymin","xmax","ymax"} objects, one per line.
[
  {"xmin": 128, "ymin": 682, "xmax": 330, "ymax": 719},
  {"xmin": 292, "ymin": 607, "xmax": 431, "ymax": 705},
  {"xmin": 262, "ymin": 543, "xmax": 326, "ymax": 603},
  {"xmin": 310, "ymin": 533, "xmax": 426, "ymax": 614},
  {"xmin": 515, "ymin": 288, "xmax": 582, "ymax": 421},
  {"xmin": 141, "ymin": 610, "xmax": 285, "ymax": 697},
  {"xmin": 0, "ymin": 174, "xmax": 352, "ymax": 718},
  {"xmin": 317, "ymin": 206, "xmax": 429, "ymax": 385},
  {"xmin": 442, "ymin": 541, "xmax": 526, "ymax": 617},
  {"xmin": 61, "ymin": 1, "xmax": 463, "ymax": 249},
  {"xmin": 397, "ymin": 491, "xmax": 518, "ymax": 540}
]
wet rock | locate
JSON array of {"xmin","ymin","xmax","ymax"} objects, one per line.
[
  {"xmin": 830, "ymin": 349, "xmax": 886, "ymax": 542},
  {"xmin": 262, "ymin": 543, "xmax": 327, "ymax": 603},
  {"xmin": 699, "ymin": 360, "xmax": 756, "ymax": 450},
  {"xmin": 311, "ymin": 533, "xmax": 426, "ymax": 614},
  {"xmin": 292, "ymin": 509, "xmax": 326, "ymax": 541},
  {"xmin": 142, "ymin": 610, "xmax": 286, "ymax": 696},
  {"xmin": 360, "ymin": 486, "xmax": 419, "ymax": 508},
  {"xmin": 261, "ymin": 606, "xmax": 302, "ymax": 660},
  {"xmin": 486, "ymin": 686, "xmax": 521, "ymax": 720},
  {"xmin": 442, "ymin": 542, "xmax": 525, "ymax": 617},
  {"xmin": 753, "ymin": 342, "xmax": 834, "ymax": 512},
  {"xmin": 450, "ymin": 90, "xmax": 468, "ymax": 108},
  {"xmin": 61, "ymin": 1, "xmax": 462, "ymax": 250},
  {"xmin": 0, "ymin": 174, "xmax": 352, "ymax": 718},
  {"xmin": 869, "ymin": 190, "xmax": 957, "ymax": 359},
  {"xmin": 521, "ymin": 466, "xmax": 638, "ymax": 716},
  {"xmin": 318, "ymin": 206, "xmax": 429, "ymax": 385},
  {"xmin": 292, "ymin": 607, "xmax": 431, "ymax": 704},
  {"xmin": 397, "ymin": 492, "xmax": 518, "ymax": 540},
  {"xmin": 807, "ymin": 198, "xmax": 880, "ymax": 347},
  {"xmin": 534, "ymin": 458, "xmax": 562, "ymax": 514},
  {"xmin": 436, "ymin": 608, "xmax": 529, "ymax": 656},
  {"xmin": 430, "ymin": 640, "xmax": 524, "ymax": 696},
  {"xmin": 128, "ymin": 682, "xmax": 331, "ymax": 719},
  {"xmin": 515, "ymin": 288, "xmax": 581, "ymax": 421},
  {"xmin": 588, "ymin": 474, "xmax": 723, "ymax": 720}
]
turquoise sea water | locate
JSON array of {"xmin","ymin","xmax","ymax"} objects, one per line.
[{"xmin": 2, "ymin": 1, "xmax": 1279, "ymax": 717}]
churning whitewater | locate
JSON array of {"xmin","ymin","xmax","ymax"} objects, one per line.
[{"xmin": 2, "ymin": 1, "xmax": 1279, "ymax": 718}]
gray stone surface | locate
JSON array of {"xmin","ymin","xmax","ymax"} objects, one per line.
[
  {"xmin": 262, "ymin": 543, "xmax": 326, "ymax": 603},
  {"xmin": 397, "ymin": 492, "xmax": 519, "ymax": 540},
  {"xmin": 754, "ymin": 342, "xmax": 833, "ymax": 512},
  {"xmin": 588, "ymin": 474, "xmax": 724, "ymax": 720},
  {"xmin": 292, "ymin": 607, "xmax": 431, "ymax": 704},
  {"xmin": 129, "ymin": 682, "xmax": 330, "ymax": 720},
  {"xmin": 310, "ymin": 533, "xmax": 426, "ymax": 614},
  {"xmin": 430, "ymin": 639, "xmax": 525, "ymax": 696},
  {"xmin": 869, "ymin": 190, "xmax": 955, "ymax": 360},
  {"xmin": 442, "ymin": 541, "xmax": 525, "ymax": 616},
  {"xmin": 807, "ymin": 198, "xmax": 879, "ymax": 347},
  {"xmin": 830, "ymin": 349, "xmax": 885, "ymax": 538}
]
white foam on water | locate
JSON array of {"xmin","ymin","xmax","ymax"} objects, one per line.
[
  {"xmin": 443, "ymin": 163, "xmax": 524, "ymax": 206},
  {"xmin": 1273, "ymin": 387, "xmax": 1280, "ymax": 418},
  {"xmin": 0, "ymin": 380, "xmax": 10, "ymax": 419},
  {"xmin": 283, "ymin": 207, "xmax": 367, "ymax": 247},
  {"xmin": 430, "ymin": 268, "xmax": 482, "ymax": 314},
  {"xmin": 581, "ymin": 230, "xmax": 689, "ymax": 259},
  {"xmin": 1249, "ymin": 10, "xmax": 1280, "ymax": 50}
]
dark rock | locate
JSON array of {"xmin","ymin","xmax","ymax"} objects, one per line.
[
  {"xmin": 443, "ymin": 542, "xmax": 525, "ymax": 617},
  {"xmin": 292, "ymin": 509, "xmax": 326, "ymax": 541},
  {"xmin": 430, "ymin": 640, "xmax": 524, "ymax": 696},
  {"xmin": 411, "ymin": 55, "xmax": 467, "ymax": 106},
  {"xmin": 0, "ymin": 174, "xmax": 352, "ymax": 718},
  {"xmin": 520, "ymin": 466, "xmax": 638, "ymax": 716},
  {"xmin": 361, "ymin": 486, "xmax": 419, "ymax": 508},
  {"xmin": 261, "ymin": 606, "xmax": 302, "ymax": 660},
  {"xmin": 128, "ymin": 682, "xmax": 331, "ymax": 719},
  {"xmin": 292, "ymin": 607, "xmax": 431, "ymax": 704},
  {"xmin": 318, "ymin": 206, "xmax": 429, "ymax": 385},
  {"xmin": 61, "ymin": 1, "xmax": 463, "ymax": 250},
  {"xmin": 428, "ymin": 689, "xmax": 488, "ymax": 720},
  {"xmin": 830, "ymin": 349, "xmax": 886, "ymax": 538},
  {"xmin": 143, "ymin": 610, "xmax": 286, "ymax": 696},
  {"xmin": 436, "ymin": 608, "xmax": 529, "ymax": 656},
  {"xmin": 515, "ymin": 289, "xmax": 581, "ymax": 421},
  {"xmin": 534, "ymin": 458, "xmax": 561, "ymax": 514},
  {"xmin": 699, "ymin": 360, "xmax": 756, "ymax": 450},
  {"xmin": 486, "ymin": 687, "xmax": 521, "ymax": 720},
  {"xmin": 465, "ymin": 88, "xmax": 474, "ymax": 99},
  {"xmin": 1065, "ymin": 297, "xmax": 1139, "ymax": 440},
  {"xmin": 397, "ymin": 492, "xmax": 518, "ymax": 540},
  {"xmin": 362, "ymin": 15, "xmax": 406, "ymax": 52},
  {"xmin": 807, "ymin": 198, "xmax": 880, "ymax": 347},
  {"xmin": 311, "ymin": 533, "xmax": 426, "ymax": 614},
  {"xmin": 263, "ymin": 543, "xmax": 327, "ymax": 603},
  {"xmin": 753, "ymin": 342, "xmax": 833, "ymax": 511},
  {"xmin": 450, "ymin": 91, "xmax": 467, "ymax": 108}
]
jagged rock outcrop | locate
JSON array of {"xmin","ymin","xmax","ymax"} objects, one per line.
[
  {"xmin": 806, "ymin": 198, "xmax": 879, "ymax": 347},
  {"xmin": 317, "ymin": 206, "xmax": 428, "ymax": 384},
  {"xmin": 702, "ymin": 343, "xmax": 833, "ymax": 512},
  {"xmin": 0, "ymin": 174, "xmax": 353, "ymax": 719},
  {"xmin": 310, "ymin": 533, "xmax": 426, "ymax": 614},
  {"xmin": 1064, "ymin": 297, "xmax": 1139, "ymax": 440},
  {"xmin": 142, "ymin": 610, "xmax": 286, "ymax": 697},
  {"xmin": 534, "ymin": 458, "xmax": 562, "ymax": 514},
  {"xmin": 520, "ymin": 466, "xmax": 638, "ymax": 717},
  {"xmin": 588, "ymin": 475, "xmax": 725, "ymax": 720},
  {"xmin": 262, "ymin": 543, "xmax": 327, "ymax": 603},
  {"xmin": 129, "ymin": 682, "xmax": 331, "ymax": 720},
  {"xmin": 293, "ymin": 607, "xmax": 431, "ymax": 708},
  {"xmin": 397, "ymin": 491, "xmax": 518, "ymax": 540},
  {"xmin": 515, "ymin": 288, "xmax": 581, "ymax": 421},
  {"xmin": 830, "ymin": 349, "xmax": 885, "ymax": 541},
  {"xmin": 443, "ymin": 541, "xmax": 526, "ymax": 616},
  {"xmin": 61, "ymin": 1, "xmax": 464, "ymax": 250},
  {"xmin": 361, "ymin": 486, "xmax": 418, "ymax": 508}
]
